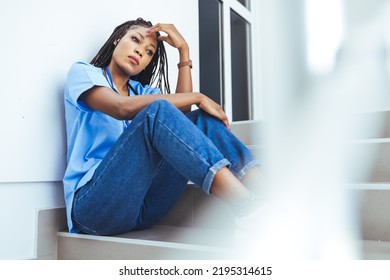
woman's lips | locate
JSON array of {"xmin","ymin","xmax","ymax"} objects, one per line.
[{"xmin": 128, "ymin": 56, "xmax": 139, "ymax": 65}]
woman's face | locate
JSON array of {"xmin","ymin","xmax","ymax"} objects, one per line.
[{"xmin": 110, "ymin": 25, "xmax": 158, "ymax": 76}]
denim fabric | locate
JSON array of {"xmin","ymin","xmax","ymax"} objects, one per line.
[{"xmin": 71, "ymin": 100, "xmax": 258, "ymax": 235}]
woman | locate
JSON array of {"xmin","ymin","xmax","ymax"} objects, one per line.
[{"xmin": 63, "ymin": 18, "xmax": 261, "ymax": 235}]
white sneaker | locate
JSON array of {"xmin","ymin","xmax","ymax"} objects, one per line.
[{"xmin": 233, "ymin": 202, "xmax": 267, "ymax": 258}]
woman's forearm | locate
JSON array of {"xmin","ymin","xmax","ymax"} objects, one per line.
[
  {"xmin": 175, "ymin": 45, "xmax": 193, "ymax": 113},
  {"xmin": 81, "ymin": 85, "xmax": 229, "ymax": 128},
  {"xmin": 175, "ymin": 45, "xmax": 192, "ymax": 92},
  {"xmin": 119, "ymin": 92, "xmax": 200, "ymax": 119},
  {"xmin": 80, "ymin": 86, "xmax": 202, "ymax": 120}
]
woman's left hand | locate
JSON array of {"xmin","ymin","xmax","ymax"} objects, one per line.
[{"xmin": 147, "ymin": 23, "xmax": 188, "ymax": 51}]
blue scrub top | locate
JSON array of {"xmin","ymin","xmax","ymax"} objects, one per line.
[{"xmin": 63, "ymin": 61, "xmax": 160, "ymax": 233}]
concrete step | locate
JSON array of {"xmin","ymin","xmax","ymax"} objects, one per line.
[
  {"xmin": 51, "ymin": 118, "xmax": 390, "ymax": 260},
  {"xmin": 361, "ymin": 240, "xmax": 390, "ymax": 260},
  {"xmin": 57, "ymin": 225, "xmax": 234, "ymax": 260},
  {"xmin": 157, "ymin": 186, "xmax": 236, "ymax": 230},
  {"xmin": 38, "ymin": 195, "xmax": 390, "ymax": 259},
  {"xmin": 55, "ymin": 185, "xmax": 237, "ymax": 260},
  {"xmin": 54, "ymin": 121, "xmax": 263, "ymax": 260},
  {"xmin": 56, "ymin": 222, "xmax": 390, "ymax": 260},
  {"xmin": 354, "ymin": 189, "xmax": 390, "ymax": 243},
  {"xmin": 230, "ymin": 120, "xmax": 263, "ymax": 146},
  {"xmin": 344, "ymin": 109, "xmax": 390, "ymax": 247},
  {"xmin": 347, "ymin": 108, "xmax": 390, "ymax": 183},
  {"xmin": 353, "ymin": 109, "xmax": 390, "ymax": 139},
  {"xmin": 348, "ymin": 139, "xmax": 390, "ymax": 183}
]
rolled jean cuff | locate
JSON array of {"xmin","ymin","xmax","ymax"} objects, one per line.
[
  {"xmin": 201, "ymin": 158, "xmax": 231, "ymax": 194},
  {"xmin": 236, "ymin": 159, "xmax": 261, "ymax": 180}
]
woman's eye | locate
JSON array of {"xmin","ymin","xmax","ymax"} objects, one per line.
[
  {"xmin": 131, "ymin": 36, "xmax": 140, "ymax": 43},
  {"xmin": 147, "ymin": 50, "xmax": 154, "ymax": 56}
]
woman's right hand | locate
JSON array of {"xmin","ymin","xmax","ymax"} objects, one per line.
[
  {"xmin": 197, "ymin": 93, "xmax": 230, "ymax": 130},
  {"xmin": 147, "ymin": 23, "xmax": 188, "ymax": 52}
]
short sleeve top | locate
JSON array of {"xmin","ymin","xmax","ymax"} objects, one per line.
[{"xmin": 63, "ymin": 61, "xmax": 160, "ymax": 233}]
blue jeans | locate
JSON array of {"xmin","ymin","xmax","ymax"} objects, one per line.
[{"xmin": 71, "ymin": 100, "xmax": 258, "ymax": 235}]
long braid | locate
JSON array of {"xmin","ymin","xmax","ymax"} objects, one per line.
[{"xmin": 90, "ymin": 18, "xmax": 170, "ymax": 94}]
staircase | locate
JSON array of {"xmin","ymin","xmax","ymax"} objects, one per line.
[
  {"xmin": 36, "ymin": 121, "xmax": 262, "ymax": 260},
  {"xmin": 347, "ymin": 108, "xmax": 390, "ymax": 259},
  {"xmin": 56, "ymin": 181, "xmax": 239, "ymax": 259},
  {"xmin": 35, "ymin": 116, "xmax": 390, "ymax": 260}
]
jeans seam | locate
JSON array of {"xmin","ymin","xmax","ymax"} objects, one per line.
[{"xmin": 71, "ymin": 213, "xmax": 100, "ymax": 235}]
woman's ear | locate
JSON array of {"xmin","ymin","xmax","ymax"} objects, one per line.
[{"xmin": 113, "ymin": 39, "xmax": 120, "ymax": 46}]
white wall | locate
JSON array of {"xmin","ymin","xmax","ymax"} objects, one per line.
[{"xmin": 0, "ymin": 0, "xmax": 199, "ymax": 259}]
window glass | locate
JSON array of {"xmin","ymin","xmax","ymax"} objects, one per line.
[
  {"xmin": 237, "ymin": 0, "xmax": 250, "ymax": 9},
  {"xmin": 199, "ymin": 0, "xmax": 223, "ymax": 105},
  {"xmin": 231, "ymin": 10, "xmax": 251, "ymax": 121}
]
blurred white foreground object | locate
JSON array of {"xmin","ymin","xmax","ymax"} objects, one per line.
[{"xmin": 237, "ymin": 0, "xmax": 390, "ymax": 259}]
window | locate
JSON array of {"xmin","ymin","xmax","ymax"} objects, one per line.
[
  {"xmin": 237, "ymin": 0, "xmax": 250, "ymax": 9},
  {"xmin": 231, "ymin": 10, "xmax": 251, "ymax": 121},
  {"xmin": 199, "ymin": 0, "xmax": 223, "ymax": 106},
  {"xmin": 199, "ymin": 0, "xmax": 254, "ymax": 121}
]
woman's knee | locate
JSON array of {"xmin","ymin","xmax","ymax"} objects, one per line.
[
  {"xmin": 147, "ymin": 99, "xmax": 175, "ymax": 113},
  {"xmin": 143, "ymin": 99, "xmax": 184, "ymax": 125},
  {"xmin": 187, "ymin": 108, "xmax": 223, "ymax": 128}
]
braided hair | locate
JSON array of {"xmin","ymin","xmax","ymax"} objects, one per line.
[{"xmin": 90, "ymin": 18, "xmax": 170, "ymax": 94}]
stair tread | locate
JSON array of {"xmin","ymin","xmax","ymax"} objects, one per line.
[
  {"xmin": 361, "ymin": 240, "xmax": 390, "ymax": 260},
  {"xmin": 347, "ymin": 183, "xmax": 390, "ymax": 190},
  {"xmin": 58, "ymin": 225, "xmax": 233, "ymax": 253}
]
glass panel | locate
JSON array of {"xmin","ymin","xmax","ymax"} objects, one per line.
[
  {"xmin": 230, "ymin": 10, "xmax": 251, "ymax": 121},
  {"xmin": 199, "ymin": 0, "xmax": 223, "ymax": 106},
  {"xmin": 237, "ymin": 0, "xmax": 249, "ymax": 9}
]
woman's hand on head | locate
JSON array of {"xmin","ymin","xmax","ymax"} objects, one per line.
[{"xmin": 147, "ymin": 23, "xmax": 188, "ymax": 52}]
